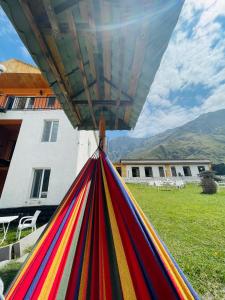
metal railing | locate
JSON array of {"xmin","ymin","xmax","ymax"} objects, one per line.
[{"xmin": 0, "ymin": 96, "xmax": 62, "ymax": 111}]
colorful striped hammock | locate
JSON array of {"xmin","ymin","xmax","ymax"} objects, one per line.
[{"xmin": 6, "ymin": 150, "xmax": 199, "ymax": 299}]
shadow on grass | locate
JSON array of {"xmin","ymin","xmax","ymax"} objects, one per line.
[{"xmin": 0, "ymin": 262, "xmax": 21, "ymax": 291}]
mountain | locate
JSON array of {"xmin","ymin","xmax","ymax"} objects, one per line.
[{"xmin": 108, "ymin": 109, "xmax": 225, "ymax": 163}]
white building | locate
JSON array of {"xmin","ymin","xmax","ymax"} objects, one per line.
[
  {"xmin": 0, "ymin": 59, "xmax": 97, "ymax": 217},
  {"xmin": 114, "ymin": 159, "xmax": 212, "ymax": 184}
]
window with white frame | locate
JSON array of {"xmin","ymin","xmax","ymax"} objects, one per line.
[
  {"xmin": 171, "ymin": 166, "xmax": 177, "ymax": 177},
  {"xmin": 183, "ymin": 166, "xmax": 192, "ymax": 176},
  {"xmin": 198, "ymin": 166, "xmax": 205, "ymax": 173},
  {"xmin": 145, "ymin": 166, "xmax": 153, "ymax": 177},
  {"xmin": 132, "ymin": 167, "xmax": 140, "ymax": 177},
  {"xmin": 47, "ymin": 97, "xmax": 56, "ymax": 108},
  {"xmin": 42, "ymin": 120, "xmax": 59, "ymax": 142},
  {"xmin": 158, "ymin": 166, "xmax": 165, "ymax": 177},
  {"xmin": 26, "ymin": 97, "xmax": 35, "ymax": 109},
  {"xmin": 30, "ymin": 169, "xmax": 51, "ymax": 198}
]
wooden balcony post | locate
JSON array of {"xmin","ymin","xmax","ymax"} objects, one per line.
[{"xmin": 99, "ymin": 115, "xmax": 106, "ymax": 152}]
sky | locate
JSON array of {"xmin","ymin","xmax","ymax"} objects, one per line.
[
  {"xmin": 1, "ymin": 0, "xmax": 225, "ymax": 139},
  {"xmin": 0, "ymin": 8, "xmax": 34, "ymax": 64}
]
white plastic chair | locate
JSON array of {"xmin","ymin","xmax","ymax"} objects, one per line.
[
  {"xmin": 17, "ymin": 210, "xmax": 41, "ymax": 240},
  {"xmin": 175, "ymin": 180, "xmax": 185, "ymax": 189},
  {"xmin": 154, "ymin": 180, "xmax": 164, "ymax": 190}
]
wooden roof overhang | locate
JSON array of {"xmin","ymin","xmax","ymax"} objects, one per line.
[
  {"xmin": 0, "ymin": 73, "xmax": 53, "ymax": 96},
  {"xmin": 0, "ymin": 73, "xmax": 49, "ymax": 89},
  {"xmin": 0, "ymin": 0, "xmax": 184, "ymax": 130}
]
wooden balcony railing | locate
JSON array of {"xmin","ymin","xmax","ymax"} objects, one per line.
[{"xmin": 0, "ymin": 95, "xmax": 61, "ymax": 111}]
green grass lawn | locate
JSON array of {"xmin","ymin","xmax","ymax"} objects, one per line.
[
  {"xmin": 128, "ymin": 183, "xmax": 225, "ymax": 299},
  {"xmin": 1, "ymin": 184, "xmax": 225, "ymax": 298},
  {"xmin": 0, "ymin": 227, "xmax": 34, "ymax": 247},
  {"xmin": 0, "ymin": 262, "xmax": 22, "ymax": 291}
]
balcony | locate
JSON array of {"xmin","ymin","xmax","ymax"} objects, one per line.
[{"xmin": 0, "ymin": 96, "xmax": 61, "ymax": 112}]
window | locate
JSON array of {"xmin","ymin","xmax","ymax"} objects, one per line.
[
  {"xmin": 14, "ymin": 97, "xmax": 27, "ymax": 109},
  {"xmin": 198, "ymin": 166, "xmax": 205, "ymax": 173},
  {"xmin": 159, "ymin": 167, "xmax": 165, "ymax": 177},
  {"xmin": 6, "ymin": 96, "xmax": 15, "ymax": 110},
  {"xmin": 42, "ymin": 120, "xmax": 59, "ymax": 142},
  {"xmin": 116, "ymin": 167, "xmax": 122, "ymax": 176},
  {"xmin": 26, "ymin": 97, "xmax": 35, "ymax": 109},
  {"xmin": 183, "ymin": 166, "xmax": 192, "ymax": 176},
  {"xmin": 132, "ymin": 167, "xmax": 140, "ymax": 177},
  {"xmin": 30, "ymin": 169, "xmax": 51, "ymax": 198},
  {"xmin": 171, "ymin": 166, "xmax": 177, "ymax": 177},
  {"xmin": 47, "ymin": 97, "xmax": 56, "ymax": 108},
  {"xmin": 145, "ymin": 167, "xmax": 153, "ymax": 177}
]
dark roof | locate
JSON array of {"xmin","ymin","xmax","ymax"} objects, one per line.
[{"xmin": 120, "ymin": 159, "xmax": 212, "ymax": 165}]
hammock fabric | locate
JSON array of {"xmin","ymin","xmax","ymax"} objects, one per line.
[{"xmin": 6, "ymin": 150, "xmax": 199, "ymax": 300}]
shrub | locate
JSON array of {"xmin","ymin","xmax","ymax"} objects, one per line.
[{"xmin": 199, "ymin": 171, "xmax": 217, "ymax": 194}]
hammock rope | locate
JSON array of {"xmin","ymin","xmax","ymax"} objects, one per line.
[{"xmin": 5, "ymin": 150, "xmax": 199, "ymax": 300}]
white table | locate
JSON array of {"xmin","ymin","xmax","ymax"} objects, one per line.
[{"xmin": 0, "ymin": 216, "xmax": 19, "ymax": 245}]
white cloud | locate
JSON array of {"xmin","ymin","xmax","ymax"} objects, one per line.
[
  {"xmin": 133, "ymin": 0, "xmax": 225, "ymax": 137},
  {"xmin": 0, "ymin": 7, "xmax": 34, "ymax": 64}
]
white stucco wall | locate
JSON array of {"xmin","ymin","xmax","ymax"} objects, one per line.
[
  {"xmin": 0, "ymin": 110, "xmax": 97, "ymax": 208},
  {"xmin": 75, "ymin": 130, "xmax": 98, "ymax": 175},
  {"xmin": 171, "ymin": 164, "xmax": 209, "ymax": 177},
  {"xmin": 125, "ymin": 164, "xmax": 210, "ymax": 179},
  {"xmin": 126, "ymin": 165, "xmax": 164, "ymax": 178}
]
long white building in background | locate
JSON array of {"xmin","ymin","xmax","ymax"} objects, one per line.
[
  {"xmin": 0, "ymin": 59, "xmax": 97, "ymax": 215},
  {"xmin": 114, "ymin": 159, "xmax": 212, "ymax": 184}
]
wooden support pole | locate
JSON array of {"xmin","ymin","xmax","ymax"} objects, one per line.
[{"xmin": 99, "ymin": 115, "xmax": 106, "ymax": 151}]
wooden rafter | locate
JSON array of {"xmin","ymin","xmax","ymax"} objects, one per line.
[
  {"xmin": 73, "ymin": 100, "xmax": 132, "ymax": 106},
  {"xmin": 90, "ymin": 0, "xmax": 105, "ymax": 100},
  {"xmin": 43, "ymin": 0, "xmax": 60, "ymax": 35},
  {"xmin": 124, "ymin": 21, "xmax": 150, "ymax": 124},
  {"xmin": 104, "ymin": 78, "xmax": 133, "ymax": 102},
  {"xmin": 100, "ymin": 0, "xmax": 111, "ymax": 100},
  {"xmin": 115, "ymin": 30, "xmax": 125, "ymax": 129},
  {"xmin": 71, "ymin": 80, "xmax": 96, "ymax": 99},
  {"xmin": 67, "ymin": 11, "xmax": 97, "ymax": 129},
  {"xmin": 54, "ymin": 0, "xmax": 80, "ymax": 15},
  {"xmin": 43, "ymin": 0, "xmax": 82, "ymax": 121},
  {"xmin": 65, "ymin": 61, "xmax": 89, "ymax": 77},
  {"xmin": 79, "ymin": 2, "xmax": 100, "ymax": 99},
  {"xmin": 19, "ymin": 0, "xmax": 81, "ymax": 124}
]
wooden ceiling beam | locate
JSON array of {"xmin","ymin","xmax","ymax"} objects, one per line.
[
  {"xmin": 90, "ymin": 0, "xmax": 105, "ymax": 100},
  {"xmin": 79, "ymin": 2, "xmax": 100, "ymax": 99},
  {"xmin": 67, "ymin": 11, "xmax": 97, "ymax": 129},
  {"xmin": 104, "ymin": 77, "xmax": 133, "ymax": 102},
  {"xmin": 115, "ymin": 31, "xmax": 126, "ymax": 129},
  {"xmin": 65, "ymin": 61, "xmax": 89, "ymax": 77},
  {"xmin": 43, "ymin": 0, "xmax": 60, "ymax": 35},
  {"xmin": 54, "ymin": 0, "xmax": 80, "ymax": 15},
  {"xmin": 19, "ymin": 0, "xmax": 81, "ymax": 124},
  {"xmin": 71, "ymin": 80, "xmax": 96, "ymax": 99},
  {"xmin": 124, "ymin": 21, "xmax": 149, "ymax": 124},
  {"xmin": 42, "ymin": 0, "xmax": 82, "ymax": 121},
  {"xmin": 100, "ymin": 0, "xmax": 111, "ymax": 100},
  {"xmin": 73, "ymin": 99, "xmax": 132, "ymax": 106}
]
